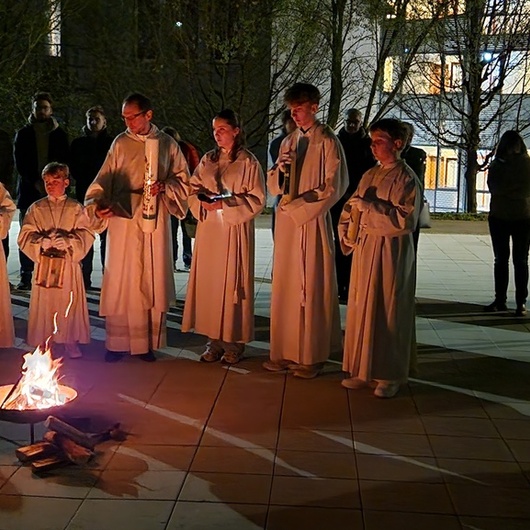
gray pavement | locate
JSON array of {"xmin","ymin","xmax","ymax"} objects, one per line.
[{"xmin": 1, "ymin": 216, "xmax": 530, "ymax": 530}]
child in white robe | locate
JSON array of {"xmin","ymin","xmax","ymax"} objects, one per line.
[
  {"xmin": 18, "ymin": 162, "xmax": 94, "ymax": 358},
  {"xmin": 0, "ymin": 182, "xmax": 16, "ymax": 348}
]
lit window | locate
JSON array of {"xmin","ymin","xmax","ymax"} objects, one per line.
[{"xmin": 47, "ymin": 0, "xmax": 61, "ymax": 57}]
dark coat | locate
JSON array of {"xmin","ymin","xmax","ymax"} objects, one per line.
[
  {"xmin": 70, "ymin": 127, "xmax": 114, "ymax": 202},
  {"xmin": 402, "ymin": 145, "xmax": 427, "ymax": 188},
  {"xmin": 14, "ymin": 119, "xmax": 69, "ymax": 210}
]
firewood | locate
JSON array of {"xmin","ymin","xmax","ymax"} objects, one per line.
[
  {"xmin": 31, "ymin": 455, "xmax": 70, "ymax": 474},
  {"xmin": 43, "ymin": 431, "xmax": 94, "ymax": 465},
  {"xmin": 44, "ymin": 416, "xmax": 97, "ymax": 450},
  {"xmin": 90, "ymin": 423, "xmax": 127, "ymax": 444},
  {"xmin": 16, "ymin": 442, "xmax": 57, "ymax": 463}
]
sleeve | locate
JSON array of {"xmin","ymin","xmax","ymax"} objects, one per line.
[
  {"xmin": 17, "ymin": 205, "xmax": 45, "ymax": 263},
  {"xmin": 161, "ymin": 141, "xmax": 190, "ymax": 220},
  {"xmin": 337, "ymin": 198, "xmax": 358, "ymax": 256},
  {"xmin": 353, "ymin": 168, "xmax": 419, "ymax": 236},
  {"xmin": 487, "ymin": 163, "xmax": 499, "ymax": 194},
  {"xmin": 187, "ymin": 155, "xmax": 211, "ymax": 223},
  {"xmin": 0, "ymin": 184, "xmax": 16, "ymax": 240},
  {"xmin": 222, "ymin": 156, "xmax": 266, "ymax": 226},
  {"xmin": 61, "ymin": 204, "xmax": 95, "ymax": 262},
  {"xmin": 281, "ymin": 135, "xmax": 349, "ymax": 227}
]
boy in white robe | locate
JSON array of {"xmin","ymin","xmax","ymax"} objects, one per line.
[
  {"xmin": 339, "ymin": 119, "xmax": 420, "ymax": 398},
  {"xmin": 0, "ymin": 182, "xmax": 16, "ymax": 348},
  {"xmin": 18, "ymin": 163, "xmax": 94, "ymax": 358}
]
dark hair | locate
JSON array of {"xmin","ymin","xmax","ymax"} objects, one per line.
[
  {"xmin": 161, "ymin": 126, "xmax": 181, "ymax": 142},
  {"xmin": 32, "ymin": 91, "xmax": 53, "ymax": 106},
  {"xmin": 42, "ymin": 161, "xmax": 69, "ymax": 179},
  {"xmin": 122, "ymin": 92, "xmax": 153, "ymax": 112},
  {"xmin": 86, "ymin": 105, "xmax": 106, "ymax": 117},
  {"xmin": 211, "ymin": 109, "xmax": 245, "ymax": 162},
  {"xmin": 369, "ymin": 118, "xmax": 408, "ymax": 146},
  {"xmin": 344, "ymin": 108, "xmax": 362, "ymax": 119},
  {"xmin": 284, "ymin": 83, "xmax": 320, "ymax": 105},
  {"xmin": 495, "ymin": 130, "xmax": 528, "ymax": 159}
]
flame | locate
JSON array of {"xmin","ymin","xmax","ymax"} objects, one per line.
[{"xmin": 1, "ymin": 292, "xmax": 74, "ymax": 411}]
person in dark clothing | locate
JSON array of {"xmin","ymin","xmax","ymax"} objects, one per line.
[
  {"xmin": 162, "ymin": 126, "xmax": 200, "ymax": 271},
  {"xmin": 14, "ymin": 92, "xmax": 69, "ymax": 290},
  {"xmin": 0, "ymin": 128, "xmax": 14, "ymax": 262},
  {"xmin": 485, "ymin": 130, "xmax": 530, "ymax": 317},
  {"xmin": 268, "ymin": 110, "xmax": 296, "ymax": 237},
  {"xmin": 402, "ymin": 122, "xmax": 427, "ymax": 253},
  {"xmin": 70, "ymin": 105, "xmax": 114, "ymax": 289},
  {"xmin": 333, "ymin": 108, "xmax": 376, "ymax": 302}
]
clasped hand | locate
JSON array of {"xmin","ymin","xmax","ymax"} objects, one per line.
[{"xmin": 42, "ymin": 231, "xmax": 68, "ymax": 251}]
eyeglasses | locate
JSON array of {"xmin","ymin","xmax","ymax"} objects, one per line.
[{"xmin": 121, "ymin": 111, "xmax": 146, "ymax": 122}]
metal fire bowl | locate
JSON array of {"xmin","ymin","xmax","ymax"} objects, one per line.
[{"xmin": 0, "ymin": 384, "xmax": 77, "ymax": 424}]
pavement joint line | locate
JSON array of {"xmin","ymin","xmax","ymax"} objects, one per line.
[
  {"xmin": 311, "ymin": 430, "xmax": 486, "ymax": 485},
  {"xmin": 118, "ymin": 393, "xmax": 317, "ymax": 478}
]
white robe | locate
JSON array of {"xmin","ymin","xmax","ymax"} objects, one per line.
[
  {"xmin": 18, "ymin": 196, "xmax": 94, "ymax": 346},
  {"xmin": 84, "ymin": 125, "xmax": 189, "ymax": 349},
  {"xmin": 0, "ymin": 184, "xmax": 15, "ymax": 348},
  {"xmin": 182, "ymin": 149, "xmax": 265, "ymax": 343},
  {"xmin": 267, "ymin": 121, "xmax": 348, "ymax": 364},
  {"xmin": 339, "ymin": 159, "xmax": 420, "ymax": 382}
]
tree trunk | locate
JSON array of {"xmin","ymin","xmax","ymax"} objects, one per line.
[{"xmin": 464, "ymin": 148, "xmax": 478, "ymax": 213}]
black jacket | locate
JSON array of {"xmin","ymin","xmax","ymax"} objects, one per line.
[
  {"xmin": 70, "ymin": 127, "xmax": 114, "ymax": 202},
  {"xmin": 14, "ymin": 118, "xmax": 69, "ymax": 210}
]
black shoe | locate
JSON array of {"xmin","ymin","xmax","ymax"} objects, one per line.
[
  {"xmin": 484, "ymin": 301, "xmax": 508, "ymax": 312},
  {"xmin": 516, "ymin": 304, "xmax": 527, "ymax": 317},
  {"xmin": 137, "ymin": 351, "xmax": 156, "ymax": 362},
  {"xmin": 16, "ymin": 281, "xmax": 31, "ymax": 291},
  {"xmin": 105, "ymin": 350, "xmax": 125, "ymax": 363}
]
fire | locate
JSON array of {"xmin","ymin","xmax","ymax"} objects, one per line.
[{"xmin": 0, "ymin": 292, "xmax": 75, "ymax": 411}]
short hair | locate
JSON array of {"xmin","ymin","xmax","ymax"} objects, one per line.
[
  {"xmin": 42, "ymin": 162, "xmax": 69, "ymax": 179},
  {"xmin": 344, "ymin": 108, "xmax": 362, "ymax": 119},
  {"xmin": 281, "ymin": 109, "xmax": 293, "ymax": 126},
  {"xmin": 284, "ymin": 83, "xmax": 320, "ymax": 105},
  {"xmin": 86, "ymin": 105, "xmax": 106, "ymax": 117},
  {"xmin": 122, "ymin": 92, "xmax": 153, "ymax": 112},
  {"xmin": 369, "ymin": 118, "xmax": 409, "ymax": 145},
  {"xmin": 32, "ymin": 92, "xmax": 53, "ymax": 106},
  {"xmin": 161, "ymin": 126, "xmax": 181, "ymax": 142},
  {"xmin": 496, "ymin": 130, "xmax": 528, "ymax": 158}
]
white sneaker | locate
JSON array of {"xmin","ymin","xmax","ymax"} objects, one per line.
[{"xmin": 374, "ymin": 381, "xmax": 400, "ymax": 399}]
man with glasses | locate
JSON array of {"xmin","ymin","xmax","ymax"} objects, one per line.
[
  {"xmin": 85, "ymin": 93, "xmax": 190, "ymax": 363},
  {"xmin": 333, "ymin": 108, "xmax": 375, "ymax": 302}
]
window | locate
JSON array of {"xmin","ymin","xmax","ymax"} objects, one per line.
[{"xmin": 424, "ymin": 147, "xmax": 458, "ymax": 189}]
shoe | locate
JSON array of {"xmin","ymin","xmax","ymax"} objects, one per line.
[
  {"xmin": 341, "ymin": 377, "xmax": 369, "ymax": 389},
  {"xmin": 200, "ymin": 349, "xmax": 223, "ymax": 363},
  {"xmin": 105, "ymin": 350, "xmax": 125, "ymax": 363},
  {"xmin": 516, "ymin": 304, "xmax": 527, "ymax": 317},
  {"xmin": 221, "ymin": 351, "xmax": 244, "ymax": 365},
  {"xmin": 16, "ymin": 281, "xmax": 31, "ymax": 291},
  {"xmin": 292, "ymin": 363, "xmax": 324, "ymax": 379},
  {"xmin": 183, "ymin": 263, "xmax": 191, "ymax": 272},
  {"xmin": 374, "ymin": 381, "xmax": 400, "ymax": 398},
  {"xmin": 65, "ymin": 343, "xmax": 83, "ymax": 359},
  {"xmin": 262, "ymin": 359, "xmax": 293, "ymax": 372},
  {"xmin": 137, "ymin": 352, "xmax": 157, "ymax": 362},
  {"xmin": 484, "ymin": 301, "xmax": 508, "ymax": 312}
]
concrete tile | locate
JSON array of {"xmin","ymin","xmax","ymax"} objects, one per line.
[
  {"xmin": 504, "ymin": 440, "xmax": 530, "ymax": 462},
  {"xmin": 0, "ymin": 465, "xmax": 98, "ymax": 498},
  {"xmin": 459, "ymin": 516, "xmax": 530, "ymax": 530},
  {"xmin": 364, "ymin": 511, "xmax": 462, "ymax": 530},
  {"xmin": 273, "ymin": 450, "xmax": 357, "ymax": 479},
  {"xmin": 356, "ymin": 454, "xmax": 443, "ymax": 483},
  {"xmin": 270, "ymin": 475, "xmax": 360, "ymax": 508},
  {"xmin": 448, "ymin": 483, "xmax": 530, "ymax": 518},
  {"xmin": 167, "ymin": 502, "xmax": 267, "ymax": 530},
  {"xmin": 421, "ymin": 416, "xmax": 500, "ymax": 437},
  {"xmin": 359, "ymin": 480, "xmax": 455, "ymax": 514},
  {"xmin": 66, "ymin": 499, "xmax": 174, "ymax": 530},
  {"xmin": 0, "ymin": 495, "xmax": 82, "ymax": 530},
  {"xmin": 107, "ymin": 445, "xmax": 195, "ymax": 471},
  {"xmin": 266, "ymin": 506, "xmax": 363, "ymax": 530},
  {"xmin": 88, "ymin": 469, "xmax": 186, "ymax": 500},
  {"xmin": 353, "ymin": 432, "xmax": 434, "ymax": 457},
  {"xmin": 190, "ymin": 446, "xmax": 274, "ymax": 475},
  {"xmin": 278, "ymin": 429, "xmax": 354, "ymax": 453},
  {"xmin": 492, "ymin": 418, "xmax": 530, "ymax": 440},
  {"xmin": 428, "ymin": 435, "xmax": 514, "ymax": 461},
  {"xmin": 178, "ymin": 472, "xmax": 271, "ymax": 504}
]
